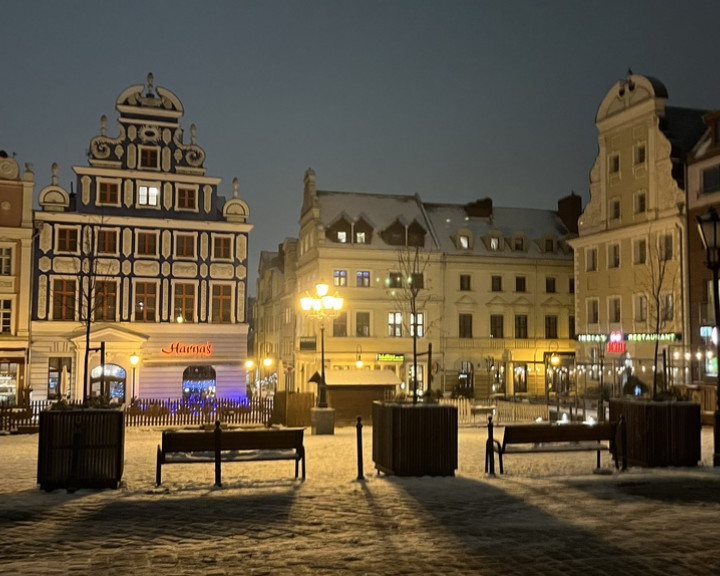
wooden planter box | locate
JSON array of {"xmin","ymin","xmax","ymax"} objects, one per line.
[
  {"xmin": 37, "ymin": 410, "xmax": 125, "ymax": 491},
  {"xmin": 609, "ymin": 399, "xmax": 701, "ymax": 467},
  {"xmin": 372, "ymin": 402, "xmax": 458, "ymax": 476}
]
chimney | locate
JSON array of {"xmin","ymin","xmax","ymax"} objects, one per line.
[{"xmin": 557, "ymin": 192, "xmax": 582, "ymax": 234}]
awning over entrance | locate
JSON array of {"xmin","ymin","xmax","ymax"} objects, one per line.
[{"xmin": 324, "ymin": 369, "xmax": 401, "ymax": 387}]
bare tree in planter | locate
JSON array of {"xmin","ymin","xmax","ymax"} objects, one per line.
[
  {"xmin": 634, "ymin": 229, "xmax": 680, "ymax": 399},
  {"xmin": 386, "ymin": 244, "xmax": 437, "ymax": 403},
  {"xmin": 75, "ymin": 220, "xmax": 116, "ymax": 403}
]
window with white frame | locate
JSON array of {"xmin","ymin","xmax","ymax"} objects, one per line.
[
  {"xmin": 174, "ymin": 282, "xmax": 196, "ymax": 323},
  {"xmin": 134, "ymin": 281, "xmax": 158, "ymax": 322},
  {"xmin": 177, "ymin": 186, "xmax": 198, "ymax": 211},
  {"xmin": 52, "ymin": 278, "xmax": 76, "ymax": 320},
  {"xmin": 97, "ymin": 229, "xmax": 118, "ymax": 255},
  {"xmin": 388, "ymin": 312, "xmax": 402, "ymax": 337},
  {"xmin": 356, "ymin": 271, "xmax": 370, "ymax": 287},
  {"xmin": 136, "ymin": 231, "xmax": 159, "ymax": 257},
  {"xmin": 333, "ymin": 269, "xmax": 348, "ymax": 287},
  {"xmin": 94, "ymin": 280, "xmax": 117, "ymax": 322},
  {"xmin": 544, "ymin": 315, "xmax": 558, "ymax": 339},
  {"xmin": 610, "ymin": 198, "xmax": 621, "ymax": 220},
  {"xmin": 490, "ymin": 314, "xmax": 504, "ymax": 338},
  {"xmin": 138, "ymin": 184, "xmax": 160, "ymax": 207},
  {"xmin": 97, "ymin": 180, "xmax": 120, "ymax": 206},
  {"xmin": 0, "ymin": 299, "xmax": 11, "ymax": 333},
  {"xmin": 410, "ymin": 312, "xmax": 424, "ymax": 337},
  {"xmin": 211, "ymin": 284, "xmax": 233, "ymax": 323},
  {"xmin": 0, "ymin": 247, "xmax": 12, "ymax": 275},
  {"xmin": 212, "ymin": 235, "xmax": 233, "ymax": 260},
  {"xmin": 56, "ymin": 227, "xmax": 79, "ymax": 253},
  {"xmin": 175, "ymin": 233, "xmax": 196, "ymax": 258},
  {"xmin": 139, "ymin": 146, "xmax": 159, "ymax": 169}
]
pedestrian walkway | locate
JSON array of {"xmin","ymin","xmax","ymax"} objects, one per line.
[{"xmin": 1, "ymin": 425, "xmax": 719, "ymax": 575}]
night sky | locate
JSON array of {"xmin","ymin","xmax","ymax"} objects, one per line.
[{"xmin": 2, "ymin": 1, "xmax": 720, "ymax": 293}]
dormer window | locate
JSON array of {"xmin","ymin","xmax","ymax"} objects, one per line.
[
  {"xmin": 337, "ymin": 231, "xmax": 347, "ymax": 243},
  {"xmin": 327, "ymin": 216, "xmax": 352, "ymax": 244},
  {"xmin": 355, "ymin": 231, "xmax": 366, "ymax": 244},
  {"xmin": 139, "ymin": 146, "xmax": 159, "ymax": 169},
  {"xmin": 407, "ymin": 221, "xmax": 426, "ymax": 247},
  {"xmin": 490, "ymin": 237, "xmax": 499, "ymax": 251},
  {"xmin": 513, "ymin": 237, "xmax": 524, "ymax": 251},
  {"xmin": 459, "ymin": 235, "xmax": 470, "ymax": 249},
  {"xmin": 544, "ymin": 238, "xmax": 554, "ymax": 253}
]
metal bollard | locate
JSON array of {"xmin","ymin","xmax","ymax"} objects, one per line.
[
  {"xmin": 356, "ymin": 416, "xmax": 365, "ymax": 481},
  {"xmin": 485, "ymin": 415, "xmax": 496, "ymax": 476}
]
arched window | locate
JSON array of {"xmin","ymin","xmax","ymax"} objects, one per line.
[
  {"xmin": 182, "ymin": 365, "xmax": 216, "ymax": 401},
  {"xmin": 90, "ymin": 363, "xmax": 127, "ymax": 400}
]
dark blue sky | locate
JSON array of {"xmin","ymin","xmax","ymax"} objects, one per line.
[{"xmin": 2, "ymin": 1, "xmax": 720, "ymax": 293}]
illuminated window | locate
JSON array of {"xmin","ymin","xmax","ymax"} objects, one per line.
[
  {"xmin": 356, "ymin": 271, "xmax": 370, "ymax": 287},
  {"xmin": 337, "ymin": 231, "xmax": 347, "ymax": 243},
  {"xmin": 388, "ymin": 312, "xmax": 402, "ymax": 337},
  {"xmin": 355, "ymin": 231, "xmax": 366, "ymax": 244},
  {"xmin": 333, "ymin": 269, "xmax": 347, "ymax": 287},
  {"xmin": 459, "ymin": 235, "xmax": 470, "ymax": 249},
  {"xmin": 490, "ymin": 237, "xmax": 499, "ymax": 251},
  {"xmin": 138, "ymin": 185, "xmax": 159, "ymax": 206},
  {"xmin": 410, "ymin": 313, "xmax": 424, "ymax": 337}
]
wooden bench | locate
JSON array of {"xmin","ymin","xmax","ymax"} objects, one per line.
[
  {"xmin": 156, "ymin": 421, "xmax": 305, "ymax": 487},
  {"xmin": 485, "ymin": 416, "xmax": 626, "ymax": 474}
]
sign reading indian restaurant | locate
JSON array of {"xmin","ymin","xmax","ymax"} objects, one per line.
[{"xmin": 161, "ymin": 342, "xmax": 214, "ymax": 356}]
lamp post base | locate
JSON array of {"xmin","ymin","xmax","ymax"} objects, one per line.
[{"xmin": 311, "ymin": 407, "xmax": 336, "ymax": 435}]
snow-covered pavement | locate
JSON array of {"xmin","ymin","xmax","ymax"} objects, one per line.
[{"xmin": 1, "ymin": 425, "xmax": 720, "ymax": 575}]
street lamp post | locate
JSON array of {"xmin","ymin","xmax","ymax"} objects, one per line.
[
  {"xmin": 697, "ymin": 206, "xmax": 720, "ymax": 467},
  {"xmin": 300, "ymin": 281, "xmax": 343, "ymax": 408},
  {"xmin": 129, "ymin": 352, "xmax": 139, "ymax": 403}
]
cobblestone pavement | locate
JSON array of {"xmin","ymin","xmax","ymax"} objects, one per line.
[{"xmin": 1, "ymin": 426, "xmax": 720, "ymax": 575}]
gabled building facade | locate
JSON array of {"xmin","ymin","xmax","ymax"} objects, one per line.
[
  {"xmin": 30, "ymin": 74, "xmax": 252, "ymax": 402},
  {"xmin": 571, "ymin": 72, "xmax": 707, "ymax": 395},
  {"xmin": 687, "ymin": 109, "xmax": 720, "ymax": 414},
  {"xmin": 0, "ymin": 148, "xmax": 34, "ymax": 405},
  {"xmin": 257, "ymin": 169, "xmax": 579, "ymax": 405}
]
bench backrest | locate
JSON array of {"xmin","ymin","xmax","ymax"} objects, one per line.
[
  {"xmin": 161, "ymin": 427, "xmax": 304, "ymax": 454},
  {"xmin": 502, "ymin": 422, "xmax": 617, "ymax": 446}
]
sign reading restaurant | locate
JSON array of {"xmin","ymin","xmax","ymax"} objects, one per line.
[
  {"xmin": 577, "ymin": 332, "xmax": 681, "ymax": 343},
  {"xmin": 161, "ymin": 342, "xmax": 214, "ymax": 356}
]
